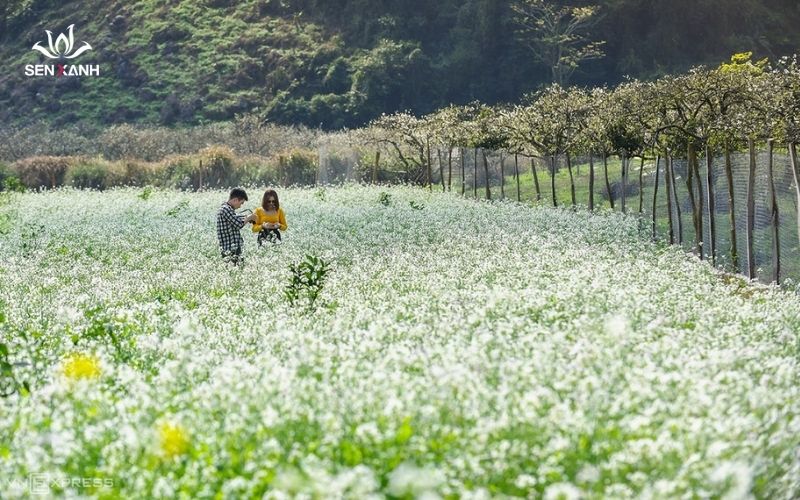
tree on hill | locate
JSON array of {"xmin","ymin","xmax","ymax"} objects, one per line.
[{"xmin": 511, "ymin": 0, "xmax": 605, "ymax": 86}]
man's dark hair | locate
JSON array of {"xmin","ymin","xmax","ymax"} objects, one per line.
[{"xmin": 229, "ymin": 188, "xmax": 248, "ymax": 201}]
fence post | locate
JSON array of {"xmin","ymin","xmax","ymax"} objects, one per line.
[
  {"xmin": 514, "ymin": 154, "xmax": 521, "ymax": 202},
  {"xmin": 198, "ymin": 159, "xmax": 203, "ymax": 191}
]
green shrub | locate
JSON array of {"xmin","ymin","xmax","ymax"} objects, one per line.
[
  {"xmin": 284, "ymin": 255, "xmax": 331, "ymax": 310},
  {"xmin": 66, "ymin": 159, "xmax": 126, "ymax": 190},
  {"xmin": 236, "ymin": 156, "xmax": 281, "ymax": 187},
  {"xmin": 198, "ymin": 145, "xmax": 235, "ymax": 187},
  {"xmin": 160, "ymin": 155, "xmax": 197, "ymax": 189},
  {"xmin": 0, "ymin": 163, "xmax": 17, "ymax": 191},
  {"xmin": 277, "ymin": 148, "xmax": 317, "ymax": 186},
  {"xmin": 160, "ymin": 146, "xmax": 237, "ymax": 189},
  {"xmin": 124, "ymin": 160, "xmax": 161, "ymax": 187}
]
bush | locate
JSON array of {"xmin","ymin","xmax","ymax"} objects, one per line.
[
  {"xmin": 124, "ymin": 160, "xmax": 161, "ymax": 186},
  {"xmin": 598, "ymin": 180, "xmax": 639, "ymax": 202},
  {"xmin": 159, "ymin": 146, "xmax": 239, "ymax": 189},
  {"xmin": 284, "ymin": 255, "xmax": 331, "ymax": 310},
  {"xmin": 66, "ymin": 158, "xmax": 126, "ymax": 190},
  {"xmin": 236, "ymin": 156, "xmax": 281, "ymax": 187},
  {"xmin": 276, "ymin": 148, "xmax": 317, "ymax": 186},
  {"xmin": 12, "ymin": 156, "xmax": 71, "ymax": 189},
  {"xmin": 160, "ymin": 155, "xmax": 197, "ymax": 189},
  {"xmin": 0, "ymin": 163, "xmax": 18, "ymax": 191},
  {"xmin": 199, "ymin": 145, "xmax": 235, "ymax": 187}
]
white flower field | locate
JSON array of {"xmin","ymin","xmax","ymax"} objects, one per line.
[{"xmin": 0, "ymin": 185, "xmax": 799, "ymax": 498}]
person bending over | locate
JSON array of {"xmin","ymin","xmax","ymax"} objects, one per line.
[{"xmin": 217, "ymin": 187, "xmax": 256, "ymax": 264}]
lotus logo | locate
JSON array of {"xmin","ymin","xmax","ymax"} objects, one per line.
[
  {"xmin": 25, "ymin": 24, "xmax": 99, "ymax": 77},
  {"xmin": 32, "ymin": 24, "xmax": 92, "ymax": 59}
]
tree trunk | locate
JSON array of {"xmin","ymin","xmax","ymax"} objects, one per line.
[
  {"xmin": 692, "ymin": 143, "xmax": 704, "ymax": 259},
  {"xmin": 669, "ymin": 153, "xmax": 683, "ymax": 245},
  {"xmin": 550, "ymin": 155, "xmax": 557, "ymax": 207},
  {"xmin": 724, "ymin": 148, "xmax": 739, "ymax": 271},
  {"xmin": 514, "ymin": 154, "xmax": 521, "ymax": 202},
  {"xmin": 437, "ymin": 148, "xmax": 445, "ymax": 192},
  {"xmin": 685, "ymin": 143, "xmax": 701, "ymax": 257},
  {"xmin": 372, "ymin": 151, "xmax": 380, "ymax": 184},
  {"xmin": 566, "ymin": 152, "xmax": 576, "ymax": 206},
  {"xmin": 461, "ymin": 147, "xmax": 466, "ymax": 196},
  {"xmin": 638, "ymin": 156, "xmax": 645, "ymax": 213},
  {"xmin": 705, "ymin": 145, "xmax": 716, "ymax": 267},
  {"xmin": 531, "ymin": 157, "xmax": 541, "ymax": 201},
  {"xmin": 652, "ymin": 155, "xmax": 661, "ymax": 240},
  {"xmin": 620, "ymin": 153, "xmax": 627, "ymax": 213},
  {"xmin": 482, "ymin": 150, "xmax": 492, "ymax": 200},
  {"xmin": 588, "ymin": 155, "xmax": 595, "ymax": 211},
  {"xmin": 447, "ymin": 148, "xmax": 453, "ymax": 192},
  {"xmin": 790, "ymin": 143, "xmax": 800, "ymax": 249},
  {"xmin": 767, "ymin": 139, "xmax": 780, "ymax": 283},
  {"xmin": 426, "ymin": 139, "xmax": 433, "ymax": 192},
  {"xmin": 746, "ymin": 138, "xmax": 757, "ymax": 279},
  {"xmin": 499, "ymin": 153, "xmax": 506, "ymax": 200},
  {"xmin": 664, "ymin": 154, "xmax": 675, "ymax": 244},
  {"xmin": 603, "ymin": 152, "xmax": 614, "ymax": 209},
  {"xmin": 473, "ymin": 148, "xmax": 478, "ymax": 198}
]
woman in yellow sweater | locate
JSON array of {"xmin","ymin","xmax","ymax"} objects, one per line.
[{"xmin": 252, "ymin": 189, "xmax": 287, "ymax": 245}]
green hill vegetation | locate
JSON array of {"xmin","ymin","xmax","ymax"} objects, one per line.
[{"xmin": 1, "ymin": 0, "xmax": 799, "ymax": 129}]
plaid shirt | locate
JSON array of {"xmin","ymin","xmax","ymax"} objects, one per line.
[{"xmin": 216, "ymin": 202, "xmax": 245, "ymax": 253}]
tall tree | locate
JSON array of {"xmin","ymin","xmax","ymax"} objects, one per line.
[{"xmin": 511, "ymin": 0, "xmax": 605, "ymax": 86}]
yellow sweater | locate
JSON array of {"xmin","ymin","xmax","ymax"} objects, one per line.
[{"xmin": 252, "ymin": 206, "xmax": 287, "ymax": 232}]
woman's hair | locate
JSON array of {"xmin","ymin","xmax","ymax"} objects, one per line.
[{"xmin": 262, "ymin": 189, "xmax": 280, "ymax": 211}]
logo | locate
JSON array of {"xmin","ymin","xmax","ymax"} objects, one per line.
[
  {"xmin": 32, "ymin": 24, "xmax": 92, "ymax": 59},
  {"xmin": 25, "ymin": 24, "xmax": 99, "ymax": 77}
]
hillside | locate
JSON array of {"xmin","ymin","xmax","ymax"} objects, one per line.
[{"xmin": 1, "ymin": 0, "xmax": 799, "ymax": 129}]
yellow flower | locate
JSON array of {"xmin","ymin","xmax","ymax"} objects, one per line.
[
  {"xmin": 158, "ymin": 422, "xmax": 190, "ymax": 458},
  {"xmin": 62, "ymin": 353, "xmax": 101, "ymax": 381}
]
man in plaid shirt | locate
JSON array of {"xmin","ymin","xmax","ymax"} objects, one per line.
[{"xmin": 217, "ymin": 188, "xmax": 255, "ymax": 264}]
